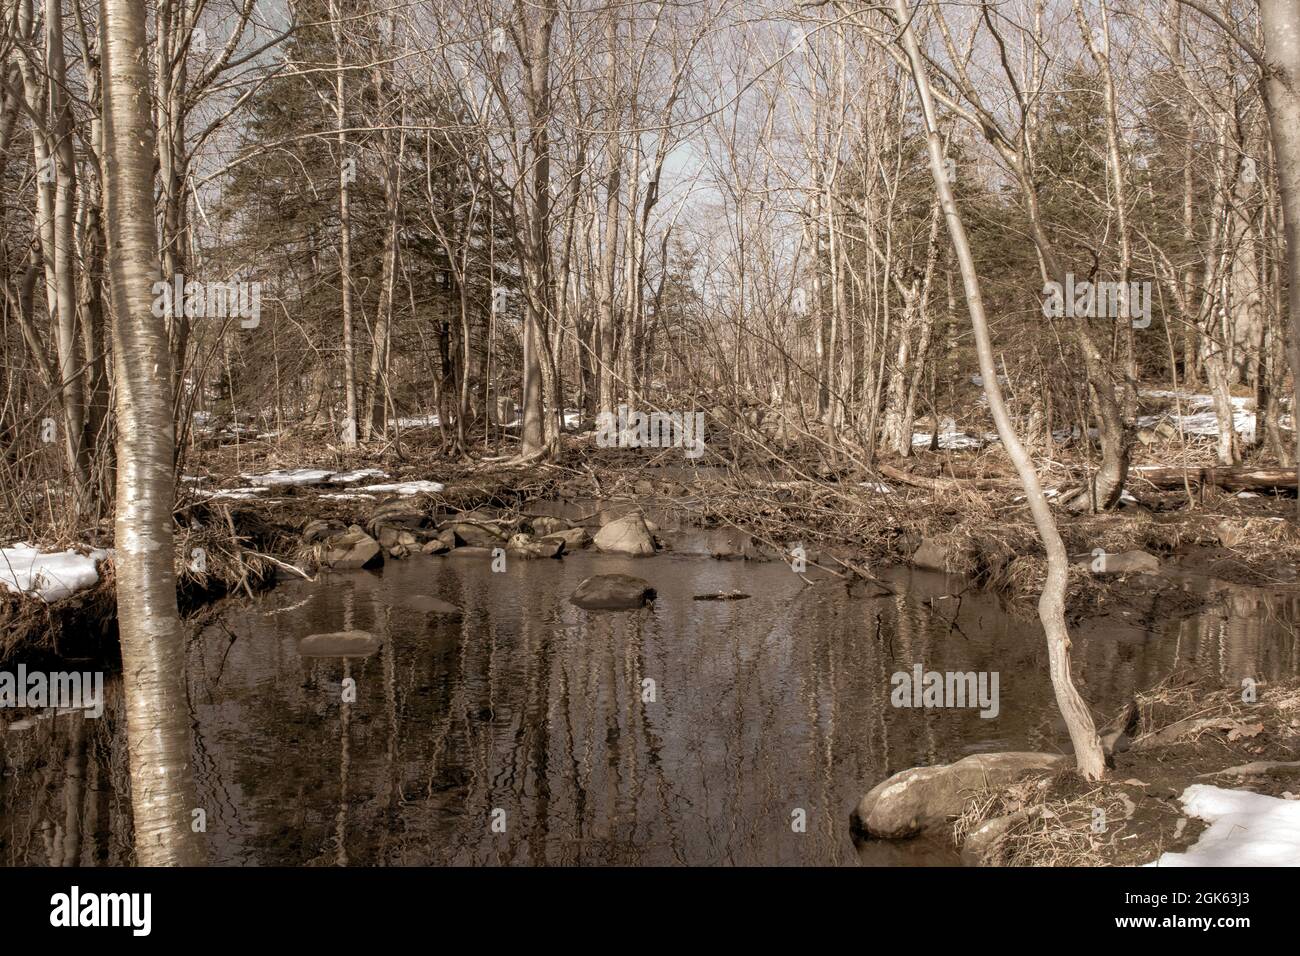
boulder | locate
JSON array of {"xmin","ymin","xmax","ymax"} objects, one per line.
[
  {"xmin": 321, "ymin": 527, "xmax": 382, "ymax": 570},
  {"xmin": 1076, "ymin": 549, "xmax": 1160, "ymax": 575},
  {"xmin": 911, "ymin": 535, "xmax": 978, "ymax": 574},
  {"xmin": 421, "ymin": 532, "xmax": 453, "ymax": 555},
  {"xmin": 444, "ymin": 521, "xmax": 507, "ymax": 548},
  {"xmin": 297, "ymin": 630, "xmax": 381, "ymax": 658},
  {"xmin": 571, "ymin": 573, "xmax": 656, "ymax": 610},
  {"xmin": 303, "ymin": 518, "xmax": 346, "ymax": 545},
  {"xmin": 541, "ymin": 527, "xmax": 589, "ymax": 551},
  {"xmin": 367, "ymin": 498, "xmax": 429, "ymax": 536},
  {"xmin": 506, "ymin": 533, "xmax": 563, "ymax": 559},
  {"xmin": 855, "ymin": 752, "xmax": 1066, "ymax": 839},
  {"xmin": 593, "ymin": 514, "xmax": 656, "ymax": 556}
]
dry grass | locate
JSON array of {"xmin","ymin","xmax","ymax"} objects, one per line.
[{"xmin": 951, "ymin": 676, "xmax": 1300, "ymax": 866}]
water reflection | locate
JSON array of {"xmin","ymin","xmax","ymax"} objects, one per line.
[{"xmin": 3, "ymin": 547, "xmax": 1298, "ymax": 866}]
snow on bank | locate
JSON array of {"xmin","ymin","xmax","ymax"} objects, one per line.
[
  {"xmin": 911, "ymin": 417, "xmax": 995, "ymax": 450},
  {"xmin": 1138, "ymin": 390, "xmax": 1265, "ymax": 443},
  {"xmin": 1148, "ymin": 785, "xmax": 1300, "ymax": 867},
  {"xmin": 240, "ymin": 467, "xmax": 388, "ymax": 487},
  {"xmin": 356, "ymin": 480, "xmax": 445, "ymax": 495},
  {"xmin": 0, "ymin": 544, "xmax": 111, "ymax": 602},
  {"xmin": 197, "ymin": 486, "xmax": 270, "ymax": 501},
  {"xmin": 242, "ymin": 468, "xmax": 336, "ymax": 487}
]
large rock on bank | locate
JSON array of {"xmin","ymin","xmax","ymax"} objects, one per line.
[
  {"xmin": 320, "ymin": 526, "xmax": 382, "ymax": 570},
  {"xmin": 593, "ymin": 514, "xmax": 657, "ymax": 556},
  {"xmin": 571, "ymin": 574, "xmax": 656, "ymax": 610},
  {"xmin": 855, "ymin": 752, "xmax": 1066, "ymax": 839},
  {"xmin": 541, "ymin": 527, "xmax": 589, "ymax": 551}
]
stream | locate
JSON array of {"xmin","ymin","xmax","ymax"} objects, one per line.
[{"xmin": 3, "ymin": 516, "xmax": 1299, "ymax": 866}]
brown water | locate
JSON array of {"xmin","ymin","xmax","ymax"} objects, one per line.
[{"xmin": 2, "ymin": 537, "xmax": 1298, "ymax": 866}]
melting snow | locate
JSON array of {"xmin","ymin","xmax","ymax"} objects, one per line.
[
  {"xmin": 1138, "ymin": 390, "xmax": 1258, "ymax": 443},
  {"xmin": 394, "ymin": 413, "xmax": 440, "ymax": 428},
  {"xmin": 242, "ymin": 468, "xmax": 336, "ymax": 487},
  {"xmin": 912, "ymin": 417, "xmax": 993, "ymax": 449},
  {"xmin": 1148, "ymin": 785, "xmax": 1300, "ymax": 866},
  {"xmin": 1, "ymin": 544, "xmax": 111, "ymax": 602},
  {"xmin": 197, "ymin": 486, "xmax": 269, "ymax": 501},
  {"xmin": 327, "ymin": 468, "xmax": 388, "ymax": 484},
  {"xmin": 357, "ymin": 480, "xmax": 445, "ymax": 495}
]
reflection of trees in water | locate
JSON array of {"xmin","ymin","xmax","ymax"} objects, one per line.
[
  {"xmin": 0, "ymin": 679, "xmax": 131, "ymax": 865},
  {"xmin": 5, "ymin": 570, "xmax": 1298, "ymax": 866}
]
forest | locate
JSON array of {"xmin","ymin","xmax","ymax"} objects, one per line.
[{"xmin": 0, "ymin": 0, "xmax": 1298, "ymax": 873}]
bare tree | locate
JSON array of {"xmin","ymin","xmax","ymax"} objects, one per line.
[
  {"xmin": 101, "ymin": 0, "xmax": 205, "ymax": 864},
  {"xmin": 893, "ymin": 0, "xmax": 1106, "ymax": 780}
]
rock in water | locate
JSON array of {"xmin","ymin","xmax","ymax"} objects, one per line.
[
  {"xmin": 298, "ymin": 630, "xmax": 381, "ymax": 658},
  {"xmin": 593, "ymin": 514, "xmax": 656, "ymax": 556},
  {"xmin": 855, "ymin": 752, "xmax": 1066, "ymax": 839},
  {"xmin": 541, "ymin": 527, "xmax": 589, "ymax": 551},
  {"xmin": 321, "ymin": 527, "xmax": 382, "ymax": 570},
  {"xmin": 405, "ymin": 595, "xmax": 462, "ymax": 618},
  {"xmin": 444, "ymin": 521, "xmax": 507, "ymax": 548},
  {"xmin": 571, "ymin": 574, "xmax": 656, "ymax": 610}
]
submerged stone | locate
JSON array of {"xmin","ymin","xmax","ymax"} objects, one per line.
[
  {"xmin": 297, "ymin": 630, "xmax": 381, "ymax": 658},
  {"xmin": 405, "ymin": 595, "xmax": 462, "ymax": 617},
  {"xmin": 571, "ymin": 573, "xmax": 656, "ymax": 610}
]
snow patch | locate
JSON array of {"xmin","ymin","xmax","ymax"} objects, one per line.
[
  {"xmin": 1148, "ymin": 784, "xmax": 1300, "ymax": 866},
  {"xmin": 242, "ymin": 468, "xmax": 336, "ymax": 487},
  {"xmin": 357, "ymin": 480, "xmax": 445, "ymax": 495},
  {"xmin": 197, "ymin": 486, "xmax": 269, "ymax": 501},
  {"xmin": 1, "ymin": 544, "xmax": 111, "ymax": 602}
]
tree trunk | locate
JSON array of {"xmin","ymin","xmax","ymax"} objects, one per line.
[
  {"xmin": 893, "ymin": 0, "xmax": 1105, "ymax": 781},
  {"xmin": 101, "ymin": 0, "xmax": 206, "ymax": 865},
  {"xmin": 1259, "ymin": 0, "xmax": 1300, "ymax": 518}
]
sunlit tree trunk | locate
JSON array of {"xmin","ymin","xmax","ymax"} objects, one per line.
[
  {"xmin": 893, "ymin": 0, "xmax": 1105, "ymax": 780},
  {"xmin": 101, "ymin": 0, "xmax": 206, "ymax": 865},
  {"xmin": 1259, "ymin": 0, "xmax": 1300, "ymax": 517},
  {"xmin": 330, "ymin": 0, "xmax": 358, "ymax": 447}
]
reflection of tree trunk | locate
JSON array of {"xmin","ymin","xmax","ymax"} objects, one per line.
[
  {"xmin": 61, "ymin": 713, "xmax": 88, "ymax": 866},
  {"xmin": 101, "ymin": 0, "xmax": 205, "ymax": 865},
  {"xmin": 334, "ymin": 658, "xmax": 352, "ymax": 866}
]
